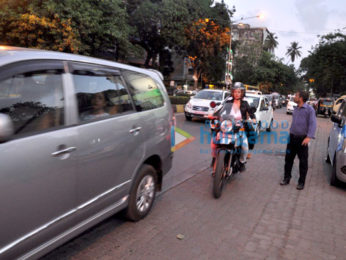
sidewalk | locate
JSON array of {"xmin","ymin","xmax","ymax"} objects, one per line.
[{"xmin": 46, "ymin": 113, "xmax": 346, "ymax": 260}]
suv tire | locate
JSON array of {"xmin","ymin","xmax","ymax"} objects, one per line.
[{"xmin": 126, "ymin": 164, "xmax": 157, "ymax": 221}]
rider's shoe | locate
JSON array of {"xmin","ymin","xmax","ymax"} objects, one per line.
[
  {"xmin": 211, "ymin": 171, "xmax": 215, "ymax": 177},
  {"xmin": 210, "ymin": 157, "xmax": 215, "ymax": 167},
  {"xmin": 239, "ymin": 162, "xmax": 246, "ymax": 172}
]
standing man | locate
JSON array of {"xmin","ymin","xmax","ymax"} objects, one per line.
[{"xmin": 280, "ymin": 90, "xmax": 317, "ymax": 190}]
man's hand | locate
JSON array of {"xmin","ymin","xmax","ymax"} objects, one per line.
[{"xmin": 302, "ymin": 137, "xmax": 310, "ymax": 146}]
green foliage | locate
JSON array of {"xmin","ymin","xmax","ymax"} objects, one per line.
[
  {"xmin": 0, "ymin": 0, "xmax": 132, "ymax": 59},
  {"xmin": 300, "ymin": 32, "xmax": 346, "ymax": 97},
  {"xmin": 234, "ymin": 52, "xmax": 299, "ymax": 94},
  {"xmin": 128, "ymin": 0, "xmax": 190, "ymax": 67},
  {"xmin": 286, "ymin": 41, "xmax": 302, "ymax": 63},
  {"xmin": 0, "ymin": 0, "xmax": 80, "ymax": 52}
]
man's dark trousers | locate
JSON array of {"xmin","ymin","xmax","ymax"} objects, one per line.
[{"xmin": 284, "ymin": 134, "xmax": 309, "ymax": 184}]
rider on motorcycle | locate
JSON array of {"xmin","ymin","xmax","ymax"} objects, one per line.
[{"xmin": 210, "ymin": 82, "xmax": 256, "ymax": 173}]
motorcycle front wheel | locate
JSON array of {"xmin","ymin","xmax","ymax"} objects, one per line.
[{"xmin": 213, "ymin": 150, "xmax": 228, "ymax": 199}]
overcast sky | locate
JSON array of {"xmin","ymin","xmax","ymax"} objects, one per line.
[{"xmin": 218, "ymin": 0, "xmax": 346, "ymax": 68}]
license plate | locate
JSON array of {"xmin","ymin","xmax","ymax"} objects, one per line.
[{"xmin": 193, "ymin": 110, "xmax": 205, "ymax": 115}]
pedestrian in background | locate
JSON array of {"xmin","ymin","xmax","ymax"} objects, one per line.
[{"xmin": 280, "ymin": 90, "xmax": 317, "ymax": 190}]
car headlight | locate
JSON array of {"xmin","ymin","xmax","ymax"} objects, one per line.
[
  {"xmin": 186, "ymin": 102, "xmax": 192, "ymax": 109},
  {"xmin": 220, "ymin": 120, "xmax": 233, "ymax": 133}
]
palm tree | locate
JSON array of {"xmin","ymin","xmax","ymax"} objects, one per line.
[
  {"xmin": 286, "ymin": 41, "xmax": 302, "ymax": 62},
  {"xmin": 264, "ymin": 32, "xmax": 278, "ymax": 52}
]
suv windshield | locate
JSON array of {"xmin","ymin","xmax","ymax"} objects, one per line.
[{"xmin": 194, "ymin": 91, "xmax": 222, "ymax": 101}]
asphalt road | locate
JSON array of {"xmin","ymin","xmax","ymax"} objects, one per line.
[{"xmin": 42, "ymin": 107, "xmax": 346, "ymax": 259}]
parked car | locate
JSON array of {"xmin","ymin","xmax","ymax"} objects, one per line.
[
  {"xmin": 326, "ymin": 98, "xmax": 346, "ymax": 186},
  {"xmin": 265, "ymin": 94, "xmax": 273, "ymax": 109},
  {"xmin": 271, "ymin": 94, "xmax": 281, "ymax": 109},
  {"xmin": 184, "ymin": 89, "xmax": 230, "ymax": 121},
  {"xmin": 173, "ymin": 89, "xmax": 196, "ymax": 96},
  {"xmin": 279, "ymin": 95, "xmax": 286, "ymax": 107},
  {"xmin": 0, "ymin": 46, "xmax": 174, "ymax": 259},
  {"xmin": 333, "ymin": 95, "xmax": 346, "ymax": 114},
  {"xmin": 286, "ymin": 95, "xmax": 297, "ymax": 114},
  {"xmin": 316, "ymin": 98, "xmax": 334, "ymax": 117},
  {"xmin": 307, "ymin": 98, "xmax": 317, "ymax": 109},
  {"xmin": 244, "ymin": 93, "xmax": 274, "ymax": 134}
]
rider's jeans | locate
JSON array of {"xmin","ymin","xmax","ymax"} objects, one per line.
[{"xmin": 211, "ymin": 133, "xmax": 249, "ymax": 164}]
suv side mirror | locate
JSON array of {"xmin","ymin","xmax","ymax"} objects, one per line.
[
  {"xmin": 331, "ymin": 114, "xmax": 342, "ymax": 125},
  {"xmin": 0, "ymin": 113, "xmax": 14, "ymax": 143}
]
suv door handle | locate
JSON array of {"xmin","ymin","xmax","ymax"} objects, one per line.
[
  {"xmin": 129, "ymin": 127, "xmax": 142, "ymax": 134},
  {"xmin": 52, "ymin": 147, "xmax": 77, "ymax": 157}
]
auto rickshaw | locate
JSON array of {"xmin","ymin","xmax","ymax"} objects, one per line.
[{"xmin": 316, "ymin": 98, "xmax": 334, "ymax": 117}]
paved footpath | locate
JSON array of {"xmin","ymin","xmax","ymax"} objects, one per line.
[{"xmin": 44, "ymin": 111, "xmax": 346, "ymax": 260}]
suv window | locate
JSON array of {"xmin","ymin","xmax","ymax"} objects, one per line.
[
  {"xmin": 0, "ymin": 67, "xmax": 64, "ymax": 136},
  {"xmin": 71, "ymin": 64, "xmax": 134, "ymax": 122},
  {"xmin": 122, "ymin": 71, "xmax": 164, "ymax": 111}
]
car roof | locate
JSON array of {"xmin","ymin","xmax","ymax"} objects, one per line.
[{"xmin": 0, "ymin": 46, "xmax": 162, "ymax": 82}]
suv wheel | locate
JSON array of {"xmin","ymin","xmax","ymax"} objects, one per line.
[
  {"xmin": 126, "ymin": 165, "xmax": 157, "ymax": 221},
  {"xmin": 330, "ymin": 155, "xmax": 341, "ymax": 186},
  {"xmin": 185, "ymin": 115, "xmax": 192, "ymax": 121},
  {"xmin": 326, "ymin": 138, "xmax": 331, "ymax": 164}
]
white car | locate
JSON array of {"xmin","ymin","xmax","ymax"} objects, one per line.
[
  {"xmin": 286, "ymin": 96, "xmax": 297, "ymax": 114},
  {"xmin": 244, "ymin": 94, "xmax": 274, "ymax": 134},
  {"xmin": 184, "ymin": 89, "xmax": 230, "ymax": 120}
]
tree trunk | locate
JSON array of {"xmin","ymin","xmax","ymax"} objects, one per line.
[{"xmin": 145, "ymin": 51, "xmax": 152, "ymax": 67}]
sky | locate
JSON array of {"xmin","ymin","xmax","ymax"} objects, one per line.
[{"xmin": 218, "ymin": 0, "xmax": 346, "ymax": 68}]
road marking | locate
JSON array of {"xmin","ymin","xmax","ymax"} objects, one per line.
[{"xmin": 171, "ymin": 127, "xmax": 195, "ymax": 152}]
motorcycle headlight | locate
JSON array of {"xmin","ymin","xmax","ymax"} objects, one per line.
[{"xmin": 220, "ymin": 120, "xmax": 233, "ymax": 133}]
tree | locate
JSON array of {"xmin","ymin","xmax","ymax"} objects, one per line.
[
  {"xmin": 263, "ymin": 32, "xmax": 278, "ymax": 52},
  {"xmin": 300, "ymin": 32, "xmax": 346, "ymax": 97},
  {"xmin": 286, "ymin": 41, "xmax": 302, "ymax": 63},
  {"xmin": 0, "ymin": 0, "xmax": 80, "ymax": 52},
  {"xmin": 128, "ymin": 0, "xmax": 190, "ymax": 67},
  {"xmin": 235, "ymin": 51, "xmax": 299, "ymax": 94},
  {"xmin": 0, "ymin": 0, "xmax": 132, "ymax": 59},
  {"xmin": 185, "ymin": 18, "xmax": 230, "ymax": 88}
]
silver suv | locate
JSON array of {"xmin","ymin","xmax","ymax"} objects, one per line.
[
  {"xmin": 327, "ymin": 98, "xmax": 346, "ymax": 185},
  {"xmin": 0, "ymin": 46, "xmax": 174, "ymax": 259}
]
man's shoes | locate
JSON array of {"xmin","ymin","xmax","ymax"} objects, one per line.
[
  {"xmin": 239, "ymin": 162, "xmax": 246, "ymax": 172},
  {"xmin": 211, "ymin": 171, "xmax": 215, "ymax": 177},
  {"xmin": 296, "ymin": 183, "xmax": 304, "ymax": 190},
  {"xmin": 280, "ymin": 178, "xmax": 290, "ymax": 185}
]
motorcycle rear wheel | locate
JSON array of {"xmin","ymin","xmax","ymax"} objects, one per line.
[{"xmin": 213, "ymin": 150, "xmax": 228, "ymax": 199}]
